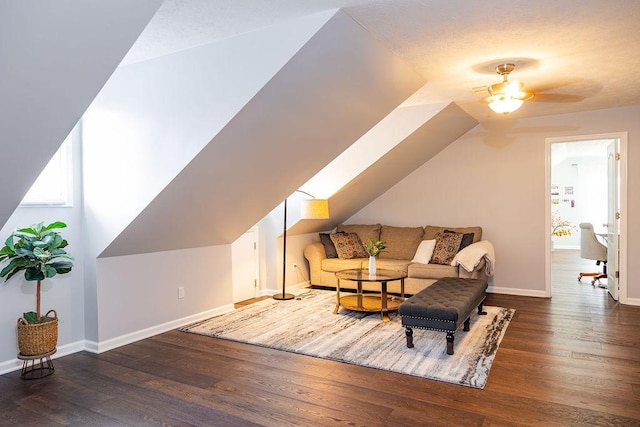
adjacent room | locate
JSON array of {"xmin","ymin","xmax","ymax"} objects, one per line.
[{"xmin": 1, "ymin": 1, "xmax": 639, "ymax": 425}]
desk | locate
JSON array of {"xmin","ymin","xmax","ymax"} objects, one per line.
[{"xmin": 334, "ymin": 268, "xmax": 406, "ymax": 322}]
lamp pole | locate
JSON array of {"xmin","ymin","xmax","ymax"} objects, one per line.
[{"xmin": 274, "ymin": 198, "xmax": 294, "ymax": 300}]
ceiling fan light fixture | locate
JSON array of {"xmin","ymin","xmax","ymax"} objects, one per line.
[
  {"xmin": 484, "ymin": 63, "xmax": 532, "ymax": 113},
  {"xmin": 487, "ymin": 94, "xmax": 524, "ymax": 114}
]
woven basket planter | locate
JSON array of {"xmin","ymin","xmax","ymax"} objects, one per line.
[{"xmin": 17, "ymin": 310, "xmax": 58, "ymax": 356}]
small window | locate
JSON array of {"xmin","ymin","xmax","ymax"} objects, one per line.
[{"xmin": 20, "ymin": 136, "xmax": 73, "ymax": 207}]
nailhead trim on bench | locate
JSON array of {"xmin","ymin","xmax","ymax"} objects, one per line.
[{"xmin": 399, "ymin": 277, "xmax": 488, "ymax": 355}]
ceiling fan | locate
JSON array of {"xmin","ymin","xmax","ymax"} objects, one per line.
[{"xmin": 477, "ymin": 63, "xmax": 534, "ymax": 114}]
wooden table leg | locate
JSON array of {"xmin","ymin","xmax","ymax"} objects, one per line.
[
  {"xmin": 334, "ymin": 278, "xmax": 341, "ymax": 314},
  {"xmin": 381, "ymin": 280, "xmax": 390, "ymax": 322}
]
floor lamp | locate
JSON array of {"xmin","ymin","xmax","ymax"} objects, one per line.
[{"xmin": 274, "ymin": 191, "xmax": 329, "ymax": 300}]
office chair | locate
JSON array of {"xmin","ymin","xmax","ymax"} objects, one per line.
[{"xmin": 578, "ymin": 222, "xmax": 607, "ymax": 287}]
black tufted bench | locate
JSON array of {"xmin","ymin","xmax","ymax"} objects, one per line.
[{"xmin": 399, "ymin": 277, "xmax": 488, "ymax": 355}]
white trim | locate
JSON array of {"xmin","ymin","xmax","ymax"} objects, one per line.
[
  {"xmin": 624, "ymin": 297, "xmax": 640, "ymax": 307},
  {"xmin": 85, "ymin": 304, "xmax": 234, "ymax": 354},
  {"xmin": 488, "ymin": 285, "xmax": 547, "ymax": 298},
  {"xmin": 0, "ymin": 339, "xmax": 85, "ymax": 375},
  {"xmin": 545, "ymin": 132, "xmax": 628, "ymax": 304}
]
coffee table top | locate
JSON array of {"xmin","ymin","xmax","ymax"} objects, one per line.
[{"xmin": 335, "ymin": 268, "xmax": 407, "ymax": 282}]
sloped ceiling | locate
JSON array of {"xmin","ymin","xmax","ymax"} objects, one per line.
[
  {"xmin": 290, "ymin": 102, "xmax": 478, "ymax": 234},
  {"xmin": 124, "ymin": 1, "xmax": 640, "ymax": 123},
  {"xmin": 0, "ymin": 0, "xmax": 162, "ymax": 227},
  {"xmin": 101, "ymin": 10, "xmax": 425, "ymax": 257}
]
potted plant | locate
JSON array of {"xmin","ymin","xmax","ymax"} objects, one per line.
[
  {"xmin": 0, "ymin": 221, "xmax": 74, "ymax": 355},
  {"xmin": 363, "ymin": 239, "xmax": 386, "ymax": 274}
]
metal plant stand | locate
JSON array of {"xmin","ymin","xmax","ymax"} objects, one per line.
[{"xmin": 17, "ymin": 349, "xmax": 56, "ymax": 379}]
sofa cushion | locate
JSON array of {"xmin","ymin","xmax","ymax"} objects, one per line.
[
  {"xmin": 321, "ymin": 257, "xmax": 364, "ymax": 272},
  {"xmin": 430, "ymin": 232, "xmax": 463, "ymax": 265},
  {"xmin": 379, "ymin": 225, "xmax": 424, "ymax": 260},
  {"xmin": 336, "ymin": 223, "xmax": 381, "ymax": 244},
  {"xmin": 424, "ymin": 225, "xmax": 482, "ymax": 243},
  {"xmin": 408, "ymin": 262, "xmax": 459, "ymax": 279},
  {"xmin": 319, "ymin": 232, "xmax": 344, "ymax": 258},
  {"xmin": 375, "ymin": 258, "xmax": 411, "ymax": 273},
  {"xmin": 411, "ymin": 239, "xmax": 436, "ymax": 263},
  {"xmin": 445, "ymin": 229, "xmax": 474, "ymax": 251},
  {"xmin": 330, "ymin": 232, "xmax": 368, "ymax": 259}
]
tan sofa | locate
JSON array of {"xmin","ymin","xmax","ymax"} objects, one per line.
[{"xmin": 303, "ymin": 223, "xmax": 490, "ymax": 295}]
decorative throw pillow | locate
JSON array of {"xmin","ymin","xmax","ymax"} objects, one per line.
[
  {"xmin": 430, "ymin": 232, "xmax": 463, "ymax": 265},
  {"xmin": 330, "ymin": 232, "xmax": 367, "ymax": 259},
  {"xmin": 445, "ymin": 229, "xmax": 475, "ymax": 251},
  {"xmin": 411, "ymin": 239, "xmax": 436, "ymax": 264},
  {"xmin": 319, "ymin": 232, "xmax": 344, "ymax": 259}
]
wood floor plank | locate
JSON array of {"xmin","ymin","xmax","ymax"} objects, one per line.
[{"xmin": 0, "ymin": 248, "xmax": 639, "ymax": 426}]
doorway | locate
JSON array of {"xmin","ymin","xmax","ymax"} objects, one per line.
[
  {"xmin": 545, "ymin": 133, "xmax": 628, "ymax": 303},
  {"xmin": 231, "ymin": 227, "xmax": 259, "ymax": 303}
]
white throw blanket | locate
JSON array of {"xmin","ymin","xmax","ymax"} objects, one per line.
[{"xmin": 451, "ymin": 240, "xmax": 495, "ymax": 276}]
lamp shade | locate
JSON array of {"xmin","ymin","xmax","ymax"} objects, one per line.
[{"xmin": 301, "ymin": 199, "xmax": 329, "ymax": 219}]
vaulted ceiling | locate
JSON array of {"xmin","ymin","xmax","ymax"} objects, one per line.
[
  {"xmin": 3, "ymin": 1, "xmax": 639, "ymax": 257},
  {"xmin": 125, "ymin": 0, "xmax": 640, "ymax": 123}
]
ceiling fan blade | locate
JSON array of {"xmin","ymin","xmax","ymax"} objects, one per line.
[
  {"xmin": 530, "ymin": 93, "xmax": 585, "ymax": 103},
  {"xmin": 529, "ymin": 77, "xmax": 584, "ymax": 93},
  {"xmin": 472, "ymin": 85, "xmax": 488, "ymax": 93}
]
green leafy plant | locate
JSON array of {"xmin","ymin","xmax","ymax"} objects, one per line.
[
  {"xmin": 0, "ymin": 221, "xmax": 74, "ymax": 324},
  {"xmin": 363, "ymin": 239, "xmax": 386, "ymax": 257}
]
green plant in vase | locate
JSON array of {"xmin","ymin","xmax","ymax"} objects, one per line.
[
  {"xmin": 363, "ymin": 239, "xmax": 387, "ymax": 257},
  {"xmin": 363, "ymin": 239, "xmax": 386, "ymax": 275},
  {"xmin": 0, "ymin": 221, "xmax": 74, "ymax": 355}
]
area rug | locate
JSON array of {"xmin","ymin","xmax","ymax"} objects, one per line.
[{"xmin": 180, "ymin": 289, "xmax": 514, "ymax": 389}]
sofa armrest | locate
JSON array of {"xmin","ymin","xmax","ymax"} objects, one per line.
[
  {"xmin": 457, "ymin": 258, "xmax": 488, "ymax": 281},
  {"xmin": 304, "ymin": 242, "xmax": 327, "ymax": 262},
  {"xmin": 304, "ymin": 242, "xmax": 327, "ymax": 285},
  {"xmin": 451, "ymin": 240, "xmax": 494, "ymax": 278}
]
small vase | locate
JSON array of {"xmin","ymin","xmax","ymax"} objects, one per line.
[{"xmin": 368, "ymin": 256, "xmax": 377, "ymax": 275}]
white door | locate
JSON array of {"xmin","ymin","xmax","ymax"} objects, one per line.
[
  {"xmin": 606, "ymin": 141, "xmax": 618, "ymax": 300},
  {"xmin": 232, "ymin": 228, "xmax": 259, "ymax": 303}
]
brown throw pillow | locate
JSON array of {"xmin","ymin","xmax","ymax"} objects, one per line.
[
  {"xmin": 430, "ymin": 232, "xmax": 463, "ymax": 265},
  {"xmin": 444, "ymin": 229, "xmax": 475, "ymax": 251},
  {"xmin": 330, "ymin": 232, "xmax": 367, "ymax": 259},
  {"xmin": 319, "ymin": 232, "xmax": 345, "ymax": 258}
]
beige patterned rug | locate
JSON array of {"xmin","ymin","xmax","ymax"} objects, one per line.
[{"xmin": 181, "ymin": 289, "xmax": 514, "ymax": 389}]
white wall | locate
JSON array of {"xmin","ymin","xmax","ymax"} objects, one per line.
[
  {"xmin": 349, "ymin": 105, "xmax": 640, "ymax": 300},
  {"xmin": 93, "ymin": 245, "xmax": 232, "ymax": 347},
  {"xmin": 0, "ymin": 0, "xmax": 162, "ymax": 226},
  {"xmin": 0, "ymin": 126, "xmax": 84, "ymax": 369},
  {"xmin": 81, "ymin": 11, "xmax": 336, "ymax": 343}
]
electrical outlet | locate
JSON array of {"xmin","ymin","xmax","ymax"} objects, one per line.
[{"xmin": 178, "ymin": 286, "xmax": 185, "ymax": 299}]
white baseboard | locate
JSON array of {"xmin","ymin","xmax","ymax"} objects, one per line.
[
  {"xmin": 0, "ymin": 339, "xmax": 86, "ymax": 375},
  {"xmin": 621, "ymin": 296, "xmax": 640, "ymax": 306},
  {"xmin": 260, "ymin": 281, "xmax": 311, "ymax": 297},
  {"xmin": 488, "ymin": 285, "xmax": 548, "ymax": 298},
  {"xmin": 84, "ymin": 304, "xmax": 235, "ymax": 354}
]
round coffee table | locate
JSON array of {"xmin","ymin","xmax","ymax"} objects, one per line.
[{"xmin": 334, "ymin": 268, "xmax": 407, "ymax": 321}]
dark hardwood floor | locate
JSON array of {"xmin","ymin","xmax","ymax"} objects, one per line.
[{"xmin": 1, "ymin": 250, "xmax": 639, "ymax": 426}]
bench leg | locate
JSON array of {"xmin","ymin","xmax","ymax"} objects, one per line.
[
  {"xmin": 405, "ymin": 327, "xmax": 414, "ymax": 348},
  {"xmin": 463, "ymin": 317, "xmax": 470, "ymax": 331},
  {"xmin": 446, "ymin": 332, "xmax": 455, "ymax": 355},
  {"xmin": 478, "ymin": 302, "xmax": 487, "ymax": 315}
]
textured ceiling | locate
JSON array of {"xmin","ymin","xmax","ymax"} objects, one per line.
[{"xmin": 124, "ymin": 0, "xmax": 640, "ymax": 122}]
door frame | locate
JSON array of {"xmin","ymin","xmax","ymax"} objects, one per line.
[
  {"xmin": 544, "ymin": 132, "xmax": 628, "ymax": 303},
  {"xmin": 231, "ymin": 227, "xmax": 260, "ymax": 303}
]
